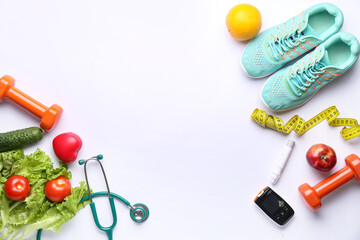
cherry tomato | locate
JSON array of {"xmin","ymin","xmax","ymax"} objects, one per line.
[
  {"xmin": 4, "ymin": 175, "xmax": 31, "ymax": 201},
  {"xmin": 45, "ymin": 176, "xmax": 71, "ymax": 202}
]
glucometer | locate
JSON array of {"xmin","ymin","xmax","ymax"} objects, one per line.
[{"xmin": 254, "ymin": 186, "xmax": 294, "ymax": 226}]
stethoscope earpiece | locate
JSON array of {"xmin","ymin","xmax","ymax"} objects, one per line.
[{"xmin": 130, "ymin": 203, "xmax": 150, "ymax": 223}]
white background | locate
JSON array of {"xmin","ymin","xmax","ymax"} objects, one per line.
[{"xmin": 0, "ymin": 0, "xmax": 360, "ymax": 239}]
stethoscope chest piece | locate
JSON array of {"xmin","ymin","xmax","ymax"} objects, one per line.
[{"xmin": 130, "ymin": 203, "xmax": 150, "ymax": 223}]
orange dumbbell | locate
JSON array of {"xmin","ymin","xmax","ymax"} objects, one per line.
[
  {"xmin": 299, "ymin": 154, "xmax": 360, "ymax": 211},
  {"xmin": 0, "ymin": 75, "xmax": 63, "ymax": 131}
]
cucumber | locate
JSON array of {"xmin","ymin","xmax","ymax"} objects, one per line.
[{"xmin": 0, "ymin": 127, "xmax": 44, "ymax": 152}]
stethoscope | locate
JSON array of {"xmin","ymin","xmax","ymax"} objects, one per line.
[{"xmin": 36, "ymin": 154, "xmax": 149, "ymax": 240}]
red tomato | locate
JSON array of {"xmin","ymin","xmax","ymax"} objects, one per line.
[
  {"xmin": 45, "ymin": 176, "xmax": 71, "ymax": 202},
  {"xmin": 4, "ymin": 175, "xmax": 31, "ymax": 201}
]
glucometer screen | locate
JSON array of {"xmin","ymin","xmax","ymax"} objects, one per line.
[
  {"xmin": 254, "ymin": 187, "xmax": 294, "ymax": 226},
  {"xmin": 261, "ymin": 193, "xmax": 279, "ymax": 215}
]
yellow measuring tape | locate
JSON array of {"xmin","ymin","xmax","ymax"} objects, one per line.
[{"xmin": 251, "ymin": 106, "xmax": 360, "ymax": 140}]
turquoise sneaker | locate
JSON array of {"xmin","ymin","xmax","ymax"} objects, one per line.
[
  {"xmin": 241, "ymin": 3, "xmax": 343, "ymax": 78},
  {"xmin": 261, "ymin": 32, "xmax": 360, "ymax": 111}
]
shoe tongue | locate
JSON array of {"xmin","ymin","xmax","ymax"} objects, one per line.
[
  {"xmin": 301, "ymin": 24, "xmax": 318, "ymax": 38},
  {"xmin": 316, "ymin": 47, "xmax": 341, "ymax": 71},
  {"xmin": 318, "ymin": 50, "xmax": 331, "ymax": 66},
  {"xmin": 299, "ymin": 14, "xmax": 321, "ymax": 41}
]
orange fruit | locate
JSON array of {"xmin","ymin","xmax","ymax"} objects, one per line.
[{"xmin": 226, "ymin": 4, "xmax": 262, "ymax": 41}]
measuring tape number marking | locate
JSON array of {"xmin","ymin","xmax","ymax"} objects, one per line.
[{"xmin": 251, "ymin": 106, "xmax": 360, "ymax": 140}]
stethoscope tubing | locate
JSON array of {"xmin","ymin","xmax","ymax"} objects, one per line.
[{"xmin": 36, "ymin": 191, "xmax": 142, "ymax": 240}]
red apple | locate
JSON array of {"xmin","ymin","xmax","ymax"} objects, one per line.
[
  {"xmin": 306, "ymin": 144, "xmax": 337, "ymax": 172},
  {"xmin": 53, "ymin": 132, "xmax": 82, "ymax": 163}
]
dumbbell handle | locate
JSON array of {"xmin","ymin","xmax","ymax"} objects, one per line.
[
  {"xmin": 6, "ymin": 86, "xmax": 48, "ymax": 118},
  {"xmin": 313, "ymin": 165, "xmax": 354, "ymax": 198},
  {"xmin": 0, "ymin": 75, "xmax": 62, "ymax": 131}
]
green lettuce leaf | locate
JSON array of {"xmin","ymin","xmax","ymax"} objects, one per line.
[
  {"xmin": 0, "ymin": 149, "xmax": 90, "ymax": 240},
  {"xmin": 0, "ymin": 149, "xmax": 24, "ymax": 182},
  {"xmin": 12, "ymin": 182, "xmax": 89, "ymax": 240},
  {"xmin": 0, "ymin": 186, "xmax": 11, "ymax": 233},
  {"xmin": 0, "ymin": 149, "xmax": 23, "ymax": 233}
]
